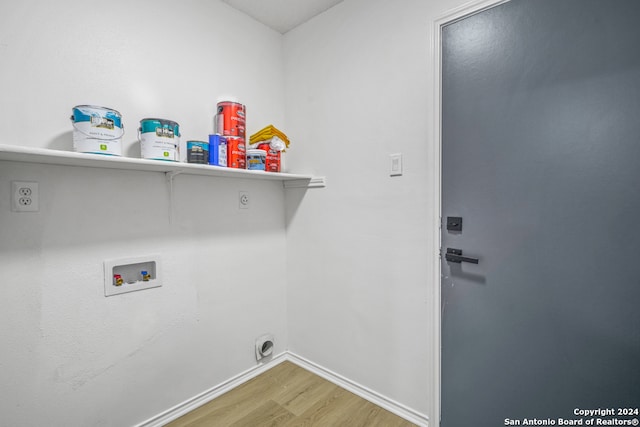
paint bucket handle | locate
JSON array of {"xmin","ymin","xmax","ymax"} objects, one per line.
[{"xmin": 70, "ymin": 116, "xmax": 125, "ymax": 140}]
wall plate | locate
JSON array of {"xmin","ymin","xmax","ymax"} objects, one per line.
[
  {"xmin": 104, "ymin": 255, "xmax": 162, "ymax": 297},
  {"xmin": 390, "ymin": 153, "xmax": 403, "ymax": 176}
]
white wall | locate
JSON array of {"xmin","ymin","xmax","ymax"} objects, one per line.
[
  {"xmin": 283, "ymin": 0, "xmax": 466, "ymax": 420},
  {"xmin": 0, "ymin": 1, "xmax": 288, "ymax": 426}
]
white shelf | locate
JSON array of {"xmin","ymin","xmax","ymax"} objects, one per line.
[{"xmin": 0, "ymin": 144, "xmax": 314, "ymax": 183}]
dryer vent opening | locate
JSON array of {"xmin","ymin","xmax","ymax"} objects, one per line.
[{"xmin": 255, "ymin": 334, "xmax": 274, "ymax": 362}]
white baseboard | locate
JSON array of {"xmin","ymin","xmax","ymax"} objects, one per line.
[
  {"xmin": 134, "ymin": 352, "xmax": 288, "ymax": 427},
  {"xmin": 284, "ymin": 352, "xmax": 429, "ymax": 427},
  {"xmin": 135, "ymin": 351, "xmax": 429, "ymax": 427}
]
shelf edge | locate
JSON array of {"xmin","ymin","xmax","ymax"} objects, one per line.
[{"xmin": 0, "ymin": 144, "xmax": 313, "ymax": 182}]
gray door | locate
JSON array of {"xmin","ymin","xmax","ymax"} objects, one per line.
[{"xmin": 441, "ymin": 1, "xmax": 640, "ymax": 426}]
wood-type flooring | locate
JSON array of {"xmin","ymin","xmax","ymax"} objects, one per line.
[{"xmin": 165, "ymin": 360, "xmax": 418, "ymax": 427}]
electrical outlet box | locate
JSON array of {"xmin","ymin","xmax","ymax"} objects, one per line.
[
  {"xmin": 11, "ymin": 181, "xmax": 39, "ymax": 212},
  {"xmin": 239, "ymin": 191, "xmax": 250, "ymax": 209},
  {"xmin": 104, "ymin": 255, "xmax": 161, "ymax": 297}
]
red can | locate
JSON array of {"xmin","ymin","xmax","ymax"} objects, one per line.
[
  {"xmin": 216, "ymin": 101, "xmax": 246, "ymax": 138},
  {"xmin": 257, "ymin": 142, "xmax": 281, "ymax": 172},
  {"xmin": 227, "ymin": 136, "xmax": 246, "ymax": 169}
]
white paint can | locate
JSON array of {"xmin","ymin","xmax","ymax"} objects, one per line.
[
  {"xmin": 70, "ymin": 105, "xmax": 124, "ymax": 155},
  {"xmin": 139, "ymin": 118, "xmax": 180, "ymax": 161},
  {"xmin": 246, "ymin": 149, "xmax": 267, "ymax": 171}
]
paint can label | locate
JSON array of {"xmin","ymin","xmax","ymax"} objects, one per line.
[
  {"xmin": 246, "ymin": 149, "xmax": 266, "ymax": 171},
  {"xmin": 187, "ymin": 141, "xmax": 209, "ymax": 164},
  {"xmin": 71, "ymin": 105, "xmax": 123, "ymax": 156},
  {"xmin": 215, "ymin": 101, "xmax": 246, "ymax": 138},
  {"xmin": 257, "ymin": 142, "xmax": 281, "ymax": 172},
  {"xmin": 139, "ymin": 118, "xmax": 180, "ymax": 161},
  {"xmin": 208, "ymin": 134, "xmax": 227, "ymax": 166},
  {"xmin": 226, "ymin": 136, "xmax": 246, "ymax": 169}
]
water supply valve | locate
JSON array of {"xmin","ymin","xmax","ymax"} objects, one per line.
[{"xmin": 113, "ymin": 274, "xmax": 124, "ymax": 286}]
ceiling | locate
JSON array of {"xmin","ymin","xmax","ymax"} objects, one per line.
[{"xmin": 221, "ymin": 0, "xmax": 344, "ymax": 34}]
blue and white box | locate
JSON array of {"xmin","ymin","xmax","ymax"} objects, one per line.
[{"xmin": 208, "ymin": 134, "xmax": 227, "ymax": 167}]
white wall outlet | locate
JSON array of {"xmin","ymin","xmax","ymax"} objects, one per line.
[
  {"xmin": 239, "ymin": 191, "xmax": 250, "ymax": 209},
  {"xmin": 390, "ymin": 153, "xmax": 403, "ymax": 177},
  {"xmin": 11, "ymin": 181, "xmax": 39, "ymax": 212}
]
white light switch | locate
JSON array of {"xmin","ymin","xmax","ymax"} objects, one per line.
[{"xmin": 390, "ymin": 153, "xmax": 403, "ymax": 176}]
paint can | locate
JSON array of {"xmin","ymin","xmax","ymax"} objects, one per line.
[
  {"xmin": 246, "ymin": 149, "xmax": 266, "ymax": 171},
  {"xmin": 215, "ymin": 101, "xmax": 246, "ymax": 138},
  {"xmin": 208, "ymin": 134, "xmax": 227, "ymax": 167},
  {"xmin": 256, "ymin": 142, "xmax": 281, "ymax": 173},
  {"xmin": 226, "ymin": 136, "xmax": 246, "ymax": 169},
  {"xmin": 186, "ymin": 141, "xmax": 209, "ymax": 164},
  {"xmin": 70, "ymin": 105, "xmax": 124, "ymax": 155},
  {"xmin": 139, "ymin": 118, "xmax": 180, "ymax": 161}
]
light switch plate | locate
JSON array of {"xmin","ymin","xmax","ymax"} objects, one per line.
[{"xmin": 390, "ymin": 153, "xmax": 403, "ymax": 176}]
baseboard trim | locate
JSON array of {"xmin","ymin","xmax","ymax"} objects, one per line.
[
  {"xmin": 284, "ymin": 352, "xmax": 429, "ymax": 427},
  {"xmin": 134, "ymin": 352, "xmax": 288, "ymax": 427},
  {"xmin": 135, "ymin": 351, "xmax": 429, "ymax": 427}
]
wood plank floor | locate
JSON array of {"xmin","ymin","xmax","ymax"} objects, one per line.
[{"xmin": 165, "ymin": 361, "xmax": 418, "ymax": 427}]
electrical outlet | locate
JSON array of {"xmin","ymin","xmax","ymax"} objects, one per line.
[
  {"xmin": 239, "ymin": 191, "xmax": 250, "ymax": 209},
  {"xmin": 11, "ymin": 181, "xmax": 39, "ymax": 212}
]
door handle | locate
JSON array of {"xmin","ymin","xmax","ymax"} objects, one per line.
[{"xmin": 445, "ymin": 248, "xmax": 479, "ymax": 264}]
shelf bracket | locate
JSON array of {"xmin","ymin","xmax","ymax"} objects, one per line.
[
  {"xmin": 165, "ymin": 171, "xmax": 183, "ymax": 182},
  {"xmin": 165, "ymin": 171, "xmax": 183, "ymax": 224},
  {"xmin": 284, "ymin": 176, "xmax": 326, "ymax": 189}
]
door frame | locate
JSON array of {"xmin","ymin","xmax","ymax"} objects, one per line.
[{"xmin": 430, "ymin": 0, "xmax": 508, "ymax": 425}]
